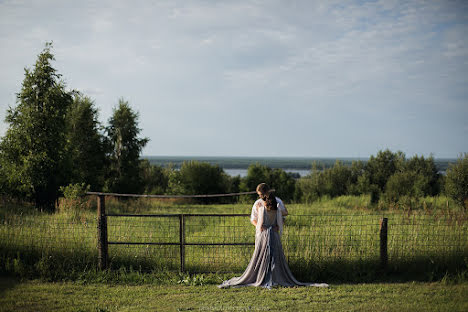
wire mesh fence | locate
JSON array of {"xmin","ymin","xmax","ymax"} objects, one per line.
[
  {"xmin": 386, "ymin": 212, "xmax": 468, "ymax": 265},
  {"xmin": 1, "ymin": 207, "xmax": 467, "ymax": 280},
  {"xmin": 0, "ymin": 212, "xmax": 98, "ymax": 272},
  {"xmin": 101, "ymin": 212, "xmax": 467, "ymax": 274}
]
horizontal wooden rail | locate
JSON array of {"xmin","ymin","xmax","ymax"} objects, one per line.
[
  {"xmin": 108, "ymin": 242, "xmax": 254, "ymax": 246},
  {"xmin": 107, "ymin": 213, "xmax": 251, "ymax": 217},
  {"xmin": 87, "ymin": 191, "xmax": 257, "ymax": 198},
  {"xmin": 108, "ymin": 242, "xmax": 180, "ymax": 246}
]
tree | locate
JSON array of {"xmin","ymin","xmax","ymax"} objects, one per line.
[
  {"xmin": 404, "ymin": 155, "xmax": 440, "ymax": 196},
  {"xmin": 296, "ymin": 161, "xmax": 355, "ymax": 202},
  {"xmin": 365, "ymin": 149, "xmax": 405, "ymax": 192},
  {"xmin": 363, "ymin": 149, "xmax": 405, "ymax": 203},
  {"xmin": 64, "ymin": 94, "xmax": 107, "ymax": 191},
  {"xmin": 239, "ymin": 163, "xmax": 269, "ymax": 201},
  {"xmin": 383, "ymin": 155, "xmax": 441, "ymax": 205},
  {"xmin": 139, "ymin": 159, "xmax": 168, "ymax": 194},
  {"xmin": 104, "ymin": 99, "xmax": 149, "ymax": 194},
  {"xmin": 0, "ymin": 43, "xmax": 73, "ymax": 210},
  {"xmin": 384, "ymin": 171, "xmax": 420, "ymax": 203},
  {"xmin": 445, "ymin": 154, "xmax": 468, "ymax": 210},
  {"xmin": 166, "ymin": 161, "xmax": 232, "ymax": 203},
  {"xmin": 168, "ymin": 161, "xmax": 229, "ymax": 195},
  {"xmin": 295, "ymin": 166, "xmax": 324, "ymax": 203},
  {"xmin": 239, "ymin": 163, "xmax": 296, "ymax": 202}
]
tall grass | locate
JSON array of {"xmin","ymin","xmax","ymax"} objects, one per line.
[{"xmin": 0, "ymin": 196, "xmax": 466, "ymax": 282}]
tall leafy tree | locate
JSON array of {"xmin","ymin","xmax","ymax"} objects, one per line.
[
  {"xmin": 0, "ymin": 42, "xmax": 73, "ymax": 210},
  {"xmin": 105, "ymin": 99, "xmax": 149, "ymax": 194},
  {"xmin": 64, "ymin": 94, "xmax": 107, "ymax": 190},
  {"xmin": 365, "ymin": 149, "xmax": 406, "ymax": 192},
  {"xmin": 362, "ymin": 149, "xmax": 405, "ymax": 203}
]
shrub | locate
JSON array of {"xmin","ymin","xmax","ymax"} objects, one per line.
[
  {"xmin": 167, "ymin": 161, "xmax": 231, "ymax": 202},
  {"xmin": 139, "ymin": 159, "xmax": 168, "ymax": 195},
  {"xmin": 58, "ymin": 183, "xmax": 91, "ymax": 220},
  {"xmin": 444, "ymin": 154, "xmax": 468, "ymax": 210},
  {"xmin": 239, "ymin": 163, "xmax": 296, "ymax": 202}
]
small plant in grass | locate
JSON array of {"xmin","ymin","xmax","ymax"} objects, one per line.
[
  {"xmin": 177, "ymin": 273, "xmax": 220, "ymax": 286},
  {"xmin": 58, "ymin": 183, "xmax": 91, "ymax": 222}
]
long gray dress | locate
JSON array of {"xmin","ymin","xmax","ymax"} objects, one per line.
[{"xmin": 218, "ymin": 206, "xmax": 328, "ymax": 289}]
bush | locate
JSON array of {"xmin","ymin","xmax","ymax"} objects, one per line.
[
  {"xmin": 383, "ymin": 155, "xmax": 442, "ymax": 206},
  {"xmin": 365, "ymin": 150, "xmax": 405, "ymax": 191},
  {"xmin": 167, "ymin": 161, "xmax": 231, "ymax": 202},
  {"xmin": 445, "ymin": 154, "xmax": 468, "ymax": 210},
  {"xmin": 296, "ymin": 161, "xmax": 356, "ymax": 203},
  {"xmin": 139, "ymin": 159, "xmax": 168, "ymax": 194},
  {"xmin": 58, "ymin": 183, "xmax": 91, "ymax": 220},
  {"xmin": 384, "ymin": 171, "xmax": 421, "ymax": 203},
  {"xmin": 239, "ymin": 163, "xmax": 296, "ymax": 202}
]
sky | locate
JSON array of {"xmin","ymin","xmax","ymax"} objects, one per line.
[{"xmin": 0, "ymin": 0, "xmax": 467, "ymax": 158}]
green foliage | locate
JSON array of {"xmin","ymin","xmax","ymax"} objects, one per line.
[
  {"xmin": 363, "ymin": 149, "xmax": 405, "ymax": 202},
  {"xmin": 404, "ymin": 154, "xmax": 440, "ymax": 196},
  {"xmin": 104, "ymin": 99, "xmax": 149, "ymax": 194},
  {"xmin": 383, "ymin": 155, "xmax": 441, "ymax": 205},
  {"xmin": 177, "ymin": 273, "xmax": 209, "ymax": 286},
  {"xmin": 58, "ymin": 183, "xmax": 91, "ymax": 222},
  {"xmin": 60, "ymin": 182, "xmax": 90, "ymax": 200},
  {"xmin": 296, "ymin": 161, "xmax": 362, "ymax": 203},
  {"xmin": 445, "ymin": 154, "xmax": 468, "ymax": 210},
  {"xmin": 296, "ymin": 151, "xmax": 444, "ymax": 208},
  {"xmin": 295, "ymin": 163, "xmax": 323, "ymax": 203},
  {"xmin": 239, "ymin": 163, "xmax": 296, "ymax": 202},
  {"xmin": 0, "ymin": 42, "xmax": 73, "ymax": 210},
  {"xmin": 384, "ymin": 171, "xmax": 418, "ymax": 202},
  {"xmin": 64, "ymin": 94, "xmax": 107, "ymax": 191},
  {"xmin": 167, "ymin": 161, "xmax": 231, "ymax": 202},
  {"xmin": 139, "ymin": 159, "xmax": 168, "ymax": 194}
]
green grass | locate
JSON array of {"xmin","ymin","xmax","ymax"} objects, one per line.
[
  {"xmin": 1, "ymin": 196, "xmax": 467, "ymax": 283},
  {"xmin": 0, "ymin": 277, "xmax": 467, "ymax": 312}
]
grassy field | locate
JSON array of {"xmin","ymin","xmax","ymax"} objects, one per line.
[
  {"xmin": 1, "ymin": 277, "xmax": 467, "ymax": 312},
  {"xmin": 1, "ymin": 196, "xmax": 467, "ymax": 283}
]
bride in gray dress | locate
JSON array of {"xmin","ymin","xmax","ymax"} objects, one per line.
[{"xmin": 218, "ymin": 183, "xmax": 328, "ymax": 289}]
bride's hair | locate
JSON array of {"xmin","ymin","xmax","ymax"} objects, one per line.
[{"xmin": 256, "ymin": 183, "xmax": 277, "ymax": 211}]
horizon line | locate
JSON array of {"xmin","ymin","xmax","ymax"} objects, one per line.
[{"xmin": 140, "ymin": 155, "xmax": 460, "ymax": 160}]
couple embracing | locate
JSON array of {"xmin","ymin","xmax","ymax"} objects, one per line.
[{"xmin": 218, "ymin": 183, "xmax": 328, "ymax": 289}]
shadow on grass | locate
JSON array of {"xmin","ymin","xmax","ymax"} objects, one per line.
[
  {"xmin": 1, "ymin": 245, "xmax": 467, "ymax": 284},
  {"xmin": 0, "ymin": 276, "xmax": 20, "ymax": 297},
  {"xmin": 288, "ymin": 253, "xmax": 468, "ymax": 284}
]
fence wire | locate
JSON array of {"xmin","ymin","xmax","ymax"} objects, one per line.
[
  {"xmin": 1, "ymin": 211, "xmax": 467, "ymax": 275},
  {"xmin": 0, "ymin": 212, "xmax": 98, "ymax": 270}
]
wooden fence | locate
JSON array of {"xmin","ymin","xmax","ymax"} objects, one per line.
[{"xmin": 94, "ymin": 194, "xmax": 390, "ymax": 272}]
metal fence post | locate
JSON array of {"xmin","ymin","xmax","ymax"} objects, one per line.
[
  {"xmin": 97, "ymin": 195, "xmax": 108, "ymax": 270},
  {"xmin": 379, "ymin": 217, "xmax": 388, "ymax": 270},
  {"xmin": 179, "ymin": 214, "xmax": 185, "ymax": 272}
]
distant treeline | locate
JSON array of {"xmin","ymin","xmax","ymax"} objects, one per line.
[
  {"xmin": 138, "ymin": 150, "xmax": 468, "ymax": 210},
  {"xmin": 143, "ymin": 156, "xmax": 457, "ymax": 173}
]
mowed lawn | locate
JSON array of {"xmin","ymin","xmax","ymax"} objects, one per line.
[{"xmin": 0, "ymin": 278, "xmax": 467, "ymax": 312}]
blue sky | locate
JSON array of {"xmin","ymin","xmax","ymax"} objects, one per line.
[{"xmin": 0, "ymin": 0, "xmax": 467, "ymax": 158}]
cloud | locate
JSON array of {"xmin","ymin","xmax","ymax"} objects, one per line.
[{"xmin": 0, "ymin": 0, "xmax": 467, "ymax": 157}]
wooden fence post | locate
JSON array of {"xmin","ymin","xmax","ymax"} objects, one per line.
[
  {"xmin": 379, "ymin": 217, "xmax": 388, "ymax": 270},
  {"xmin": 97, "ymin": 195, "xmax": 108, "ymax": 270},
  {"xmin": 179, "ymin": 214, "xmax": 185, "ymax": 272}
]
